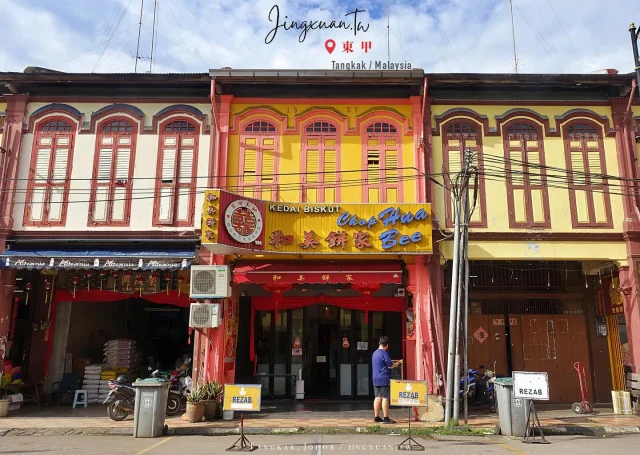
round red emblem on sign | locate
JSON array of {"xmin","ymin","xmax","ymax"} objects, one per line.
[{"xmin": 225, "ymin": 200, "xmax": 263, "ymax": 244}]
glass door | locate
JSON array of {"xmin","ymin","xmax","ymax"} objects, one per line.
[
  {"xmin": 355, "ymin": 310, "xmax": 370, "ymax": 396},
  {"xmin": 339, "ymin": 308, "xmax": 353, "ymax": 396}
]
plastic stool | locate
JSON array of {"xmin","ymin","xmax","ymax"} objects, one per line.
[{"xmin": 72, "ymin": 390, "xmax": 88, "ymax": 408}]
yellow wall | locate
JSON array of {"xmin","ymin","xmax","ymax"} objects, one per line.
[
  {"xmin": 431, "ymin": 104, "xmax": 627, "ymax": 263},
  {"xmin": 227, "ymin": 103, "xmax": 417, "ymax": 205}
]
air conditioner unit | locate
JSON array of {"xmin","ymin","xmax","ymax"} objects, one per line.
[
  {"xmin": 190, "ymin": 265, "xmax": 231, "ymax": 299},
  {"xmin": 395, "ymin": 288, "xmax": 406, "ymax": 297},
  {"xmin": 189, "ymin": 303, "xmax": 222, "ymax": 328}
]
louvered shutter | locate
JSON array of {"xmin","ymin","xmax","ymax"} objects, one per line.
[
  {"xmin": 385, "ymin": 150, "xmax": 398, "ymax": 183},
  {"xmin": 31, "ymin": 145, "xmax": 52, "ymax": 221},
  {"xmin": 158, "ymin": 138, "xmax": 178, "ymax": 224},
  {"xmin": 324, "ymin": 149, "xmax": 337, "ymax": 183},
  {"xmin": 177, "ymin": 140, "xmax": 195, "ymax": 222},
  {"xmin": 112, "ymin": 148, "xmax": 130, "ymax": 221},
  {"xmin": 243, "ymin": 149, "xmax": 257, "ymax": 183},
  {"xmin": 306, "ymin": 150, "xmax": 320, "ymax": 183},
  {"xmin": 261, "ymin": 149, "xmax": 275, "ymax": 182}
]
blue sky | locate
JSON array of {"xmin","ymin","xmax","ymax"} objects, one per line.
[{"xmin": 1, "ymin": 0, "xmax": 638, "ymax": 74}]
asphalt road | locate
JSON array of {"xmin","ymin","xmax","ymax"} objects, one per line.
[{"xmin": 0, "ymin": 433, "xmax": 638, "ymax": 454}]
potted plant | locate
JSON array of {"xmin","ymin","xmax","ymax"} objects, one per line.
[
  {"xmin": 203, "ymin": 381, "xmax": 223, "ymax": 420},
  {"xmin": 185, "ymin": 385, "xmax": 206, "ymax": 423}
]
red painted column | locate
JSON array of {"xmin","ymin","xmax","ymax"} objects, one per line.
[
  {"xmin": 407, "ymin": 257, "xmax": 435, "ymax": 388},
  {"xmin": 0, "ymin": 95, "xmax": 28, "ymax": 371},
  {"xmin": 611, "ymin": 98, "xmax": 640, "ymax": 372}
]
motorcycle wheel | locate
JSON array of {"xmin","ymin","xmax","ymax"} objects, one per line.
[
  {"xmin": 165, "ymin": 393, "xmax": 182, "ymax": 416},
  {"xmin": 107, "ymin": 401, "xmax": 130, "ymax": 421}
]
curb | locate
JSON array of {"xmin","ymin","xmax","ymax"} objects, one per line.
[{"xmin": 1, "ymin": 425, "xmax": 639, "ymax": 437}]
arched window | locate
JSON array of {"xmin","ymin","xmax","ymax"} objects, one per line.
[
  {"xmin": 363, "ymin": 121, "xmax": 401, "ymax": 203},
  {"xmin": 503, "ymin": 121, "xmax": 550, "ymax": 228},
  {"xmin": 239, "ymin": 120, "xmax": 279, "ymax": 199},
  {"xmin": 443, "ymin": 121, "xmax": 486, "ymax": 227},
  {"xmin": 25, "ymin": 117, "xmax": 76, "ymax": 225},
  {"xmin": 302, "ymin": 121, "xmax": 339, "ymax": 203},
  {"xmin": 563, "ymin": 121, "xmax": 611, "ymax": 227},
  {"xmin": 89, "ymin": 117, "xmax": 137, "ymax": 225},
  {"xmin": 154, "ymin": 119, "xmax": 199, "ymax": 225}
]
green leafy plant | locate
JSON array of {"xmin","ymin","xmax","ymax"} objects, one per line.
[
  {"xmin": 187, "ymin": 384, "xmax": 206, "ymax": 404},
  {"xmin": 203, "ymin": 381, "xmax": 223, "ymax": 402}
]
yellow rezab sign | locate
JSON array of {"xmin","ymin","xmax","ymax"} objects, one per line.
[
  {"xmin": 222, "ymin": 384, "xmax": 262, "ymax": 412},
  {"xmin": 390, "ymin": 380, "xmax": 428, "ymax": 407}
]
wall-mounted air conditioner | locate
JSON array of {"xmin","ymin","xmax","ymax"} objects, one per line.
[
  {"xmin": 189, "ymin": 303, "xmax": 222, "ymax": 328},
  {"xmin": 189, "ymin": 265, "xmax": 231, "ymax": 299}
]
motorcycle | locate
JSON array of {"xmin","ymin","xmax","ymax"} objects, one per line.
[
  {"xmin": 103, "ymin": 366, "xmax": 182, "ymax": 421},
  {"xmin": 459, "ymin": 368, "xmax": 501, "ymax": 412}
]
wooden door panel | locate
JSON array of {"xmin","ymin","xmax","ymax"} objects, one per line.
[{"xmin": 518, "ymin": 315, "xmax": 591, "ymax": 403}]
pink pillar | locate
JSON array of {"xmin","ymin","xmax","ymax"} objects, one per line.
[
  {"xmin": 0, "ymin": 94, "xmax": 28, "ymax": 371},
  {"xmin": 619, "ymin": 264, "xmax": 640, "ymax": 371},
  {"xmin": 407, "ymin": 257, "xmax": 434, "ymax": 389},
  {"xmin": 610, "ymin": 98, "xmax": 640, "ymax": 372}
]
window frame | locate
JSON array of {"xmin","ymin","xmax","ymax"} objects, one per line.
[
  {"xmin": 562, "ymin": 119, "xmax": 613, "ymax": 228},
  {"xmin": 88, "ymin": 116, "xmax": 138, "ymax": 226},
  {"xmin": 301, "ymin": 120, "xmax": 341, "ymax": 203},
  {"xmin": 153, "ymin": 117, "xmax": 200, "ymax": 226},
  {"xmin": 238, "ymin": 119, "xmax": 280, "ymax": 200},
  {"xmin": 502, "ymin": 120, "xmax": 551, "ymax": 229},
  {"xmin": 361, "ymin": 120, "xmax": 403, "ymax": 203},
  {"xmin": 24, "ymin": 115, "xmax": 76, "ymax": 226},
  {"xmin": 442, "ymin": 119, "xmax": 487, "ymax": 228}
]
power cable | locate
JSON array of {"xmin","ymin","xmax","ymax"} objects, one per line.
[
  {"xmin": 92, "ymin": 0, "xmax": 134, "ymax": 73},
  {"xmin": 544, "ymin": 0, "xmax": 580, "ymax": 58}
]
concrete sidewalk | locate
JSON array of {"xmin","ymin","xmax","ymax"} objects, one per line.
[{"xmin": 0, "ymin": 403, "xmax": 639, "ymax": 437}]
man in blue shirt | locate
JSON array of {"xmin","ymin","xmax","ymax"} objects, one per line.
[{"xmin": 372, "ymin": 336, "xmax": 401, "ymax": 424}]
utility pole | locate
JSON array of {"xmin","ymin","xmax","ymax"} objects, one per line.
[
  {"xmin": 150, "ymin": 0, "xmax": 158, "ymax": 73},
  {"xmin": 509, "ymin": 0, "xmax": 518, "ymax": 73},
  {"xmin": 630, "ymin": 23, "xmax": 640, "ymax": 97},
  {"xmin": 134, "ymin": 0, "xmax": 144, "ymax": 73},
  {"xmin": 444, "ymin": 148, "xmax": 473, "ymax": 425}
]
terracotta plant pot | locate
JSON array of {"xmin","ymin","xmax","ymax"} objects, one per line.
[
  {"xmin": 185, "ymin": 402, "xmax": 205, "ymax": 423},
  {"xmin": 204, "ymin": 400, "xmax": 218, "ymax": 420}
]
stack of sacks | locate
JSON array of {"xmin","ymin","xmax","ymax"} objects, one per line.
[
  {"xmin": 103, "ymin": 339, "xmax": 140, "ymax": 374},
  {"xmin": 81, "ymin": 364, "xmax": 103, "ymax": 403}
]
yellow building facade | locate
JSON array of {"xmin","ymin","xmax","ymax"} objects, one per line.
[{"xmin": 200, "ymin": 71, "xmax": 638, "ymax": 405}]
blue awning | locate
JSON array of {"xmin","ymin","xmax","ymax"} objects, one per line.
[{"xmin": 0, "ymin": 247, "xmax": 194, "ymax": 270}]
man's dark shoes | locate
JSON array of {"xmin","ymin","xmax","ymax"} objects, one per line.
[
  {"xmin": 374, "ymin": 416, "xmax": 383, "ymax": 423},
  {"xmin": 383, "ymin": 417, "xmax": 396, "ymax": 424}
]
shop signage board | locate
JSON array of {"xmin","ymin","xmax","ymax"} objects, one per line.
[
  {"xmin": 598, "ymin": 276, "xmax": 624, "ymax": 316},
  {"xmin": 513, "ymin": 371, "xmax": 550, "ymax": 401},
  {"xmin": 222, "ymin": 384, "xmax": 262, "ymax": 411},
  {"xmin": 201, "ymin": 189, "xmax": 432, "ymax": 255},
  {"xmin": 390, "ymin": 380, "xmax": 428, "ymax": 406}
]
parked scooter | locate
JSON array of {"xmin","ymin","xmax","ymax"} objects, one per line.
[
  {"xmin": 459, "ymin": 366, "xmax": 501, "ymax": 412},
  {"xmin": 103, "ymin": 366, "xmax": 182, "ymax": 421}
]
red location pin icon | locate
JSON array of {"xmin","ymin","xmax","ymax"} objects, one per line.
[{"xmin": 325, "ymin": 39, "xmax": 336, "ymax": 54}]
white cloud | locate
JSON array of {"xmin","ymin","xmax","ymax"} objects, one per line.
[{"xmin": 1, "ymin": 0, "xmax": 638, "ymax": 74}]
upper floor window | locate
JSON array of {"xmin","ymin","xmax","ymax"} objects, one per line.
[
  {"xmin": 367, "ymin": 122, "xmax": 397, "ymax": 134},
  {"xmin": 154, "ymin": 119, "xmax": 199, "ymax": 226},
  {"xmin": 503, "ymin": 121, "xmax": 550, "ymax": 228},
  {"xmin": 363, "ymin": 121, "xmax": 400, "ymax": 203},
  {"xmin": 25, "ymin": 118, "xmax": 75, "ymax": 226},
  {"xmin": 89, "ymin": 117, "xmax": 137, "ymax": 226},
  {"xmin": 244, "ymin": 121, "xmax": 276, "ymax": 133},
  {"xmin": 563, "ymin": 121, "xmax": 612, "ymax": 228},
  {"xmin": 443, "ymin": 121, "xmax": 486, "ymax": 227},
  {"xmin": 240, "ymin": 120, "xmax": 279, "ymax": 200},
  {"xmin": 302, "ymin": 121, "xmax": 339, "ymax": 203}
]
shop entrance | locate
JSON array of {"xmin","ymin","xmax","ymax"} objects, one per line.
[{"xmin": 253, "ymin": 304, "xmax": 402, "ymax": 400}]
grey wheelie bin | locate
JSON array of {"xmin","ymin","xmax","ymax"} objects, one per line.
[
  {"xmin": 132, "ymin": 378, "xmax": 169, "ymax": 438},
  {"xmin": 494, "ymin": 377, "xmax": 528, "ymax": 436}
]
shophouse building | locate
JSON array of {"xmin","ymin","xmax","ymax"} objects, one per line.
[{"xmin": 0, "ymin": 68, "xmax": 638, "ymax": 406}]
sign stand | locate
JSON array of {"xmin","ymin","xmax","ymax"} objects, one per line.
[
  {"xmin": 398, "ymin": 406, "xmax": 425, "ymax": 451},
  {"xmin": 223, "ymin": 384, "xmax": 261, "ymax": 452},
  {"xmin": 522, "ymin": 400, "xmax": 549, "ymax": 444},
  {"xmin": 226, "ymin": 413, "xmax": 256, "ymax": 452}
]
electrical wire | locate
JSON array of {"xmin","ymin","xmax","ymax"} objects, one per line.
[{"xmin": 92, "ymin": 0, "xmax": 134, "ymax": 73}]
